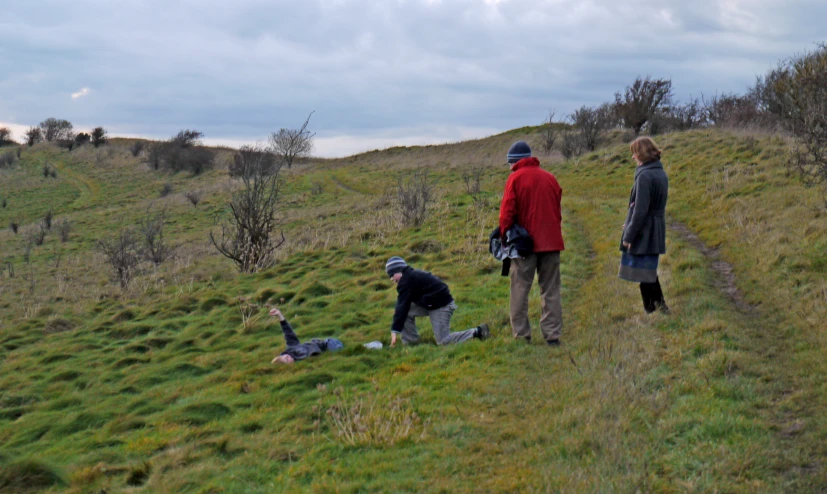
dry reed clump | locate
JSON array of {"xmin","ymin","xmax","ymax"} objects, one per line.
[{"xmin": 325, "ymin": 388, "xmax": 429, "ymax": 446}]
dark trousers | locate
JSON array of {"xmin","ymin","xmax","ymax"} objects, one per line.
[{"xmin": 639, "ymin": 278, "xmax": 668, "ymax": 313}]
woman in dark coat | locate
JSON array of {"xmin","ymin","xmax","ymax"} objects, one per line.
[{"xmin": 619, "ymin": 137, "xmax": 669, "ymax": 314}]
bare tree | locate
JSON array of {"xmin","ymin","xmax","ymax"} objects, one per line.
[
  {"xmin": 39, "ymin": 118, "xmax": 74, "ymax": 142},
  {"xmin": 702, "ymin": 92, "xmax": 760, "ymax": 127},
  {"xmin": 130, "ymin": 141, "xmax": 145, "ymax": 157},
  {"xmin": 95, "ymin": 228, "xmax": 141, "ymax": 288},
  {"xmin": 614, "ymin": 76, "xmax": 673, "ymax": 136},
  {"xmin": 560, "ymin": 132, "xmax": 583, "ymax": 159},
  {"xmin": 24, "ymin": 127, "xmax": 43, "ymax": 147},
  {"xmin": 667, "ymin": 97, "xmax": 707, "ymax": 131},
  {"xmin": 570, "ymin": 105, "xmax": 610, "ymax": 152},
  {"xmin": 397, "ymin": 170, "xmax": 435, "ymax": 226},
  {"xmin": 58, "ymin": 219, "xmax": 71, "ymax": 242},
  {"xmin": 147, "ymin": 129, "xmax": 214, "ymax": 175},
  {"xmin": 541, "ymin": 109, "xmax": 559, "ymax": 153},
  {"xmin": 269, "ymin": 111, "xmax": 315, "ymax": 169},
  {"xmin": 210, "ymin": 145, "xmax": 286, "ymax": 273},
  {"xmin": 138, "ymin": 208, "xmax": 175, "ymax": 266},
  {"xmin": 91, "ymin": 127, "xmax": 108, "ymax": 148}
]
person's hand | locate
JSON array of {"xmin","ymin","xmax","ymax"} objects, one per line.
[
  {"xmin": 622, "ymin": 241, "xmax": 632, "ymax": 249},
  {"xmin": 390, "ymin": 333, "xmax": 398, "ymax": 347},
  {"xmin": 269, "ymin": 307, "xmax": 285, "ymax": 321}
]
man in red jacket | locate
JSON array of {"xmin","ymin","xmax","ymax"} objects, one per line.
[{"xmin": 499, "ymin": 141, "xmax": 565, "ymax": 345}]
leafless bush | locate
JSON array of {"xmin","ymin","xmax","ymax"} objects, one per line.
[
  {"xmin": 26, "ymin": 224, "xmax": 46, "ymax": 246},
  {"xmin": 771, "ymin": 45, "xmax": 827, "ymax": 189},
  {"xmin": 560, "ymin": 132, "xmax": 584, "ymax": 159},
  {"xmin": 571, "ymin": 104, "xmax": 611, "ymax": 152},
  {"xmin": 130, "ymin": 141, "xmax": 145, "ymax": 157},
  {"xmin": 0, "ymin": 151, "xmax": 17, "ymax": 168},
  {"xmin": 24, "ymin": 127, "xmax": 43, "ymax": 147},
  {"xmin": 541, "ymin": 109, "xmax": 559, "ymax": 153},
  {"xmin": 42, "ymin": 163, "xmax": 51, "ymax": 178},
  {"xmin": 138, "ymin": 208, "xmax": 175, "ymax": 266},
  {"xmin": 5, "ymin": 261, "xmax": 13, "ymax": 278},
  {"xmin": 702, "ymin": 92, "xmax": 761, "ymax": 127},
  {"xmin": 147, "ymin": 130, "xmax": 214, "ymax": 175},
  {"xmin": 95, "ymin": 227, "xmax": 141, "ymax": 288},
  {"xmin": 397, "ymin": 170, "xmax": 435, "ymax": 226},
  {"xmin": 9, "ymin": 221, "xmax": 18, "ymax": 234},
  {"xmin": 269, "ymin": 111, "xmax": 315, "ymax": 169},
  {"xmin": 666, "ymin": 97, "xmax": 707, "ymax": 131},
  {"xmin": 160, "ymin": 183, "xmax": 173, "ymax": 197},
  {"xmin": 74, "ymin": 132, "xmax": 91, "ymax": 148},
  {"xmin": 228, "ymin": 146, "xmax": 279, "ymax": 178},
  {"xmin": 58, "ymin": 219, "xmax": 71, "ymax": 242},
  {"xmin": 1, "ymin": 197, "xmax": 6, "ymax": 208},
  {"xmin": 614, "ymin": 76, "xmax": 673, "ymax": 136},
  {"xmin": 185, "ymin": 191, "xmax": 202, "ymax": 208},
  {"xmin": 16, "ymin": 146, "xmax": 22, "ymax": 158},
  {"xmin": 0, "ymin": 127, "xmax": 13, "ymax": 146},
  {"xmin": 42, "ymin": 208, "xmax": 53, "ymax": 230},
  {"xmin": 210, "ymin": 145, "xmax": 286, "ymax": 273}
]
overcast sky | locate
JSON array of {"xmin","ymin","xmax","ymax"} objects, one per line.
[{"xmin": 0, "ymin": 0, "xmax": 824, "ymax": 157}]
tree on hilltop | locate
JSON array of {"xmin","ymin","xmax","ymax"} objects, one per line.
[
  {"xmin": 39, "ymin": 118, "xmax": 74, "ymax": 142},
  {"xmin": 91, "ymin": 127, "xmax": 108, "ymax": 148},
  {"xmin": 614, "ymin": 76, "xmax": 673, "ymax": 136},
  {"xmin": 269, "ymin": 111, "xmax": 315, "ymax": 169},
  {"xmin": 0, "ymin": 127, "xmax": 14, "ymax": 146},
  {"xmin": 24, "ymin": 127, "xmax": 43, "ymax": 147}
]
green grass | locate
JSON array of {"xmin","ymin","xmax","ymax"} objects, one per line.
[{"xmin": 0, "ymin": 129, "xmax": 825, "ymax": 492}]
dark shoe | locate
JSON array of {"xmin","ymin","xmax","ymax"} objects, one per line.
[
  {"xmin": 475, "ymin": 324, "xmax": 490, "ymax": 340},
  {"xmin": 546, "ymin": 339, "xmax": 560, "ymax": 346}
]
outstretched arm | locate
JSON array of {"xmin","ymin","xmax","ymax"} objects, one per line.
[{"xmin": 270, "ymin": 307, "xmax": 300, "ymax": 346}]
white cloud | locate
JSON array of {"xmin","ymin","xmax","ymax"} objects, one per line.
[{"xmin": 71, "ymin": 87, "xmax": 90, "ymax": 99}]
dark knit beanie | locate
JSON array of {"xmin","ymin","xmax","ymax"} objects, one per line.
[
  {"xmin": 507, "ymin": 141, "xmax": 532, "ymax": 164},
  {"xmin": 385, "ymin": 256, "xmax": 408, "ymax": 277}
]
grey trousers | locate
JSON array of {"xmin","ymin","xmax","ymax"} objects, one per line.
[
  {"xmin": 401, "ymin": 302, "xmax": 477, "ymax": 345},
  {"xmin": 510, "ymin": 252, "xmax": 563, "ymax": 341}
]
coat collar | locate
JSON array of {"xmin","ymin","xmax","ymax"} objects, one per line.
[
  {"xmin": 634, "ymin": 160, "xmax": 663, "ymax": 178},
  {"xmin": 511, "ymin": 156, "xmax": 540, "ymax": 172}
]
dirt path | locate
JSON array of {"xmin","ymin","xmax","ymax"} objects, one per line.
[
  {"xmin": 670, "ymin": 221, "xmax": 756, "ymax": 313},
  {"xmin": 331, "ymin": 177, "xmax": 362, "ymax": 194},
  {"xmin": 49, "ymin": 159, "xmax": 101, "ymax": 211}
]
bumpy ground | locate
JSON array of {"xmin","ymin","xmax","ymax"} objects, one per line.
[{"xmin": 0, "ymin": 128, "xmax": 825, "ymax": 492}]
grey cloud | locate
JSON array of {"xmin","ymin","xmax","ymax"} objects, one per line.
[{"xmin": 1, "ymin": 0, "xmax": 824, "ymax": 155}]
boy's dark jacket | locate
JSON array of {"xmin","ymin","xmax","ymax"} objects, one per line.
[{"xmin": 391, "ymin": 267, "xmax": 453, "ymax": 333}]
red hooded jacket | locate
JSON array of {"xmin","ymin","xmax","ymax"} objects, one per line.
[{"xmin": 499, "ymin": 157, "xmax": 564, "ymax": 253}]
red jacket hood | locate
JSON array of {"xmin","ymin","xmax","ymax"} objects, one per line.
[{"xmin": 511, "ymin": 157, "xmax": 540, "ymax": 171}]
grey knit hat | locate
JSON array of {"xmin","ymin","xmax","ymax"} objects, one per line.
[
  {"xmin": 507, "ymin": 141, "xmax": 532, "ymax": 164},
  {"xmin": 385, "ymin": 256, "xmax": 408, "ymax": 277}
]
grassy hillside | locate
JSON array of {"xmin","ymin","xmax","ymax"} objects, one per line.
[{"xmin": 0, "ymin": 129, "xmax": 825, "ymax": 492}]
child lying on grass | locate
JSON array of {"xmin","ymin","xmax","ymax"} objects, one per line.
[{"xmin": 269, "ymin": 307, "xmax": 344, "ymax": 364}]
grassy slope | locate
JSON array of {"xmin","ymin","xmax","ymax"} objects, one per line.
[{"xmin": 0, "ymin": 130, "xmax": 825, "ymax": 492}]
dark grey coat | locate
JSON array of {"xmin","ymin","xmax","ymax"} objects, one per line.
[{"xmin": 621, "ymin": 160, "xmax": 669, "ymax": 255}]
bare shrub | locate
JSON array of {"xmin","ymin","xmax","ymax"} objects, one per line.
[
  {"xmin": 1, "ymin": 197, "xmax": 6, "ymax": 208},
  {"xmin": 130, "ymin": 141, "xmax": 145, "ymax": 157},
  {"xmin": 16, "ymin": 146, "xmax": 22, "ymax": 158},
  {"xmin": 24, "ymin": 127, "xmax": 43, "ymax": 146},
  {"xmin": 0, "ymin": 151, "xmax": 16, "ymax": 168},
  {"xmin": 665, "ymin": 97, "xmax": 707, "ymax": 132},
  {"xmin": 0, "ymin": 127, "xmax": 13, "ymax": 145},
  {"xmin": 160, "ymin": 183, "xmax": 173, "ymax": 197},
  {"xmin": 9, "ymin": 221, "xmax": 19, "ymax": 234},
  {"xmin": 560, "ymin": 132, "xmax": 583, "ymax": 159},
  {"xmin": 39, "ymin": 118, "xmax": 74, "ymax": 142},
  {"xmin": 614, "ymin": 76, "xmax": 673, "ymax": 136},
  {"xmin": 138, "ymin": 208, "xmax": 175, "ymax": 266},
  {"xmin": 228, "ymin": 146, "xmax": 279, "ymax": 178},
  {"xmin": 42, "ymin": 163, "xmax": 51, "ymax": 178},
  {"xmin": 91, "ymin": 127, "xmax": 107, "ymax": 147},
  {"xmin": 58, "ymin": 219, "xmax": 71, "ymax": 242},
  {"xmin": 269, "ymin": 111, "xmax": 315, "ymax": 169},
  {"xmin": 571, "ymin": 104, "xmax": 611, "ymax": 152},
  {"xmin": 95, "ymin": 227, "xmax": 140, "ymax": 288},
  {"xmin": 325, "ymin": 388, "xmax": 429, "ymax": 446},
  {"xmin": 26, "ymin": 224, "xmax": 46, "ymax": 246},
  {"xmin": 185, "ymin": 191, "xmax": 202, "ymax": 208},
  {"xmin": 541, "ymin": 109, "xmax": 559, "ymax": 153},
  {"xmin": 702, "ymin": 92, "xmax": 761, "ymax": 127},
  {"xmin": 210, "ymin": 145, "xmax": 286, "ymax": 273},
  {"xmin": 147, "ymin": 130, "xmax": 214, "ymax": 175},
  {"xmin": 397, "ymin": 170, "xmax": 435, "ymax": 226},
  {"xmin": 42, "ymin": 208, "xmax": 53, "ymax": 230},
  {"xmin": 772, "ymin": 45, "xmax": 827, "ymax": 189}
]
